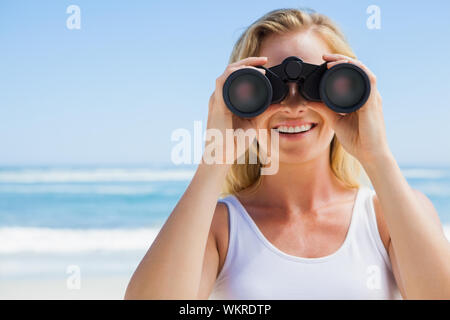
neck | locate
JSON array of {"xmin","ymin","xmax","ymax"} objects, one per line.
[{"xmin": 250, "ymin": 153, "xmax": 351, "ymax": 212}]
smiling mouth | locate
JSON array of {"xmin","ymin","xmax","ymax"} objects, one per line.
[{"xmin": 272, "ymin": 123, "xmax": 318, "ymax": 134}]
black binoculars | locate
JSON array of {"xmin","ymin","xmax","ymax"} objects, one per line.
[{"xmin": 223, "ymin": 56, "xmax": 371, "ymax": 118}]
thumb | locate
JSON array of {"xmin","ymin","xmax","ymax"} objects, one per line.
[{"xmin": 232, "ymin": 114, "xmax": 254, "ymax": 132}]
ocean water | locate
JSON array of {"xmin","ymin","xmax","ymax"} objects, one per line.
[{"xmin": 0, "ymin": 165, "xmax": 449, "ymax": 281}]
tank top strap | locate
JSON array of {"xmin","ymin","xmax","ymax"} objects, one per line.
[
  {"xmin": 356, "ymin": 186, "xmax": 393, "ymax": 271},
  {"xmin": 216, "ymin": 195, "xmax": 240, "ymax": 284}
]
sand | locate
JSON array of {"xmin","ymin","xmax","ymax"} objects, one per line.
[{"xmin": 0, "ymin": 275, "xmax": 130, "ymax": 300}]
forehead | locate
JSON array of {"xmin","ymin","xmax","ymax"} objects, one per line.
[{"xmin": 259, "ymin": 29, "xmax": 331, "ymax": 67}]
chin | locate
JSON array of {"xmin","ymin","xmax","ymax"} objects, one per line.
[{"xmin": 277, "ymin": 149, "xmax": 319, "ymax": 164}]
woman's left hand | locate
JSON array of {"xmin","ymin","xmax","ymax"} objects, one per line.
[{"xmin": 307, "ymin": 53, "xmax": 392, "ymax": 165}]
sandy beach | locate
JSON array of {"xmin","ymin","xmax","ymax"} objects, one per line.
[{"xmin": 0, "ymin": 275, "xmax": 130, "ymax": 300}]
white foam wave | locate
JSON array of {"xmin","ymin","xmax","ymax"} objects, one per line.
[
  {"xmin": 410, "ymin": 182, "xmax": 450, "ymax": 197},
  {"xmin": 445, "ymin": 225, "xmax": 450, "ymax": 242},
  {"xmin": 0, "ymin": 185, "xmax": 160, "ymax": 195},
  {"xmin": 0, "ymin": 167, "xmax": 446, "ymax": 183},
  {"xmin": 0, "ymin": 169, "xmax": 195, "ymax": 183},
  {"xmin": 402, "ymin": 169, "xmax": 447, "ymax": 179},
  {"xmin": 0, "ymin": 227, "xmax": 160, "ymax": 254},
  {"xmin": 1, "ymin": 225, "xmax": 448, "ymax": 254}
]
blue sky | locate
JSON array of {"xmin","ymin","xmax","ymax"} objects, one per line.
[{"xmin": 1, "ymin": 0, "xmax": 449, "ymax": 166}]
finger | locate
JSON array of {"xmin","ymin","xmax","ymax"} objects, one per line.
[
  {"xmin": 235, "ymin": 65, "xmax": 266, "ymax": 74},
  {"xmin": 322, "ymin": 53, "xmax": 353, "ymax": 61},
  {"xmin": 326, "ymin": 59, "xmax": 349, "ymax": 69},
  {"xmin": 226, "ymin": 65, "xmax": 266, "ymax": 78},
  {"xmin": 229, "ymin": 56, "xmax": 268, "ymax": 68},
  {"xmin": 216, "ymin": 65, "xmax": 266, "ymax": 88}
]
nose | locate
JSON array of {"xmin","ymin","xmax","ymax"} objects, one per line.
[{"xmin": 279, "ymin": 82, "xmax": 308, "ymax": 109}]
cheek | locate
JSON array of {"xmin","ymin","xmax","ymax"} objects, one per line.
[
  {"xmin": 319, "ymin": 122, "xmax": 335, "ymax": 137},
  {"xmin": 252, "ymin": 105, "xmax": 284, "ymax": 129},
  {"xmin": 252, "ymin": 113, "xmax": 272, "ymax": 130},
  {"xmin": 315, "ymin": 122, "xmax": 335, "ymax": 147}
]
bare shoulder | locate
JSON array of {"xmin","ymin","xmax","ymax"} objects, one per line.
[
  {"xmin": 372, "ymin": 188, "xmax": 442, "ymax": 251},
  {"xmin": 410, "ymin": 189, "xmax": 441, "ymax": 221},
  {"xmin": 404, "ymin": 189, "xmax": 442, "ymax": 227},
  {"xmin": 371, "ymin": 192, "xmax": 391, "ymax": 252},
  {"xmin": 197, "ymin": 201, "xmax": 230, "ymax": 298},
  {"xmin": 210, "ymin": 201, "xmax": 231, "ymax": 276}
]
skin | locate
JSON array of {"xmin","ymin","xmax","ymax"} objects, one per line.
[{"xmin": 125, "ymin": 29, "xmax": 450, "ymax": 300}]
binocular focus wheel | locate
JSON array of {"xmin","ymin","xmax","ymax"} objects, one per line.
[
  {"xmin": 222, "ymin": 68, "xmax": 273, "ymax": 118},
  {"xmin": 319, "ymin": 63, "xmax": 371, "ymax": 113}
]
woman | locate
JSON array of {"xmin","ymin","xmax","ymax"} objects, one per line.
[{"xmin": 125, "ymin": 8, "xmax": 450, "ymax": 299}]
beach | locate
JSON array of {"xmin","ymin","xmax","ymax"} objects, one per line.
[
  {"xmin": 1, "ymin": 166, "xmax": 449, "ymax": 299},
  {"xmin": 1, "ymin": 275, "xmax": 130, "ymax": 300}
]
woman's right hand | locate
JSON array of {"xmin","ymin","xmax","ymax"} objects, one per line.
[{"xmin": 205, "ymin": 56, "xmax": 268, "ymax": 164}]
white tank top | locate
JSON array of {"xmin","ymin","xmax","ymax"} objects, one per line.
[{"xmin": 209, "ymin": 187, "xmax": 402, "ymax": 299}]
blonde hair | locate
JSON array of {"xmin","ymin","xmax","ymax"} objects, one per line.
[{"xmin": 222, "ymin": 8, "xmax": 364, "ymax": 196}]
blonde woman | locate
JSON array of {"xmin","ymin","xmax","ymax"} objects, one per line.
[{"xmin": 125, "ymin": 8, "xmax": 450, "ymax": 299}]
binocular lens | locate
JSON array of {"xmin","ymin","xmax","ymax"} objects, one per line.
[
  {"xmin": 323, "ymin": 67, "xmax": 367, "ymax": 110},
  {"xmin": 223, "ymin": 60, "xmax": 370, "ymax": 118},
  {"xmin": 227, "ymin": 72, "xmax": 270, "ymax": 115}
]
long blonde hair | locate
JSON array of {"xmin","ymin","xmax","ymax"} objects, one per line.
[{"xmin": 222, "ymin": 8, "xmax": 364, "ymax": 196}]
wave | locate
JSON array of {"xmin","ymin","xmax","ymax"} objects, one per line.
[
  {"xmin": 1, "ymin": 225, "xmax": 449, "ymax": 254},
  {"xmin": 401, "ymin": 168, "xmax": 448, "ymax": 179},
  {"xmin": 0, "ymin": 167, "xmax": 446, "ymax": 184},
  {"xmin": 0, "ymin": 227, "xmax": 160, "ymax": 254},
  {"xmin": 408, "ymin": 182, "xmax": 450, "ymax": 197},
  {"xmin": 0, "ymin": 169, "xmax": 195, "ymax": 183},
  {"xmin": 0, "ymin": 184, "xmax": 162, "ymax": 195}
]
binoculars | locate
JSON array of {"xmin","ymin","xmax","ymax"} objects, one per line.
[{"xmin": 223, "ymin": 56, "xmax": 371, "ymax": 118}]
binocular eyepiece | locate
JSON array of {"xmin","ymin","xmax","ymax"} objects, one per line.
[{"xmin": 223, "ymin": 56, "xmax": 371, "ymax": 118}]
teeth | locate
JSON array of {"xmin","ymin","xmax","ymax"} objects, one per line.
[{"xmin": 275, "ymin": 124, "xmax": 313, "ymax": 133}]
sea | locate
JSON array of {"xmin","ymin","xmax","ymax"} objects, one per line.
[{"xmin": 0, "ymin": 165, "xmax": 449, "ymax": 293}]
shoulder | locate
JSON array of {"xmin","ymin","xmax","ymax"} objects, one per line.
[
  {"xmin": 210, "ymin": 199, "xmax": 233, "ymax": 274},
  {"xmin": 370, "ymin": 189, "xmax": 391, "ymax": 252},
  {"xmin": 371, "ymin": 188, "xmax": 440, "ymax": 251},
  {"xmin": 211, "ymin": 200, "xmax": 230, "ymax": 241},
  {"xmin": 410, "ymin": 189, "xmax": 439, "ymax": 215}
]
